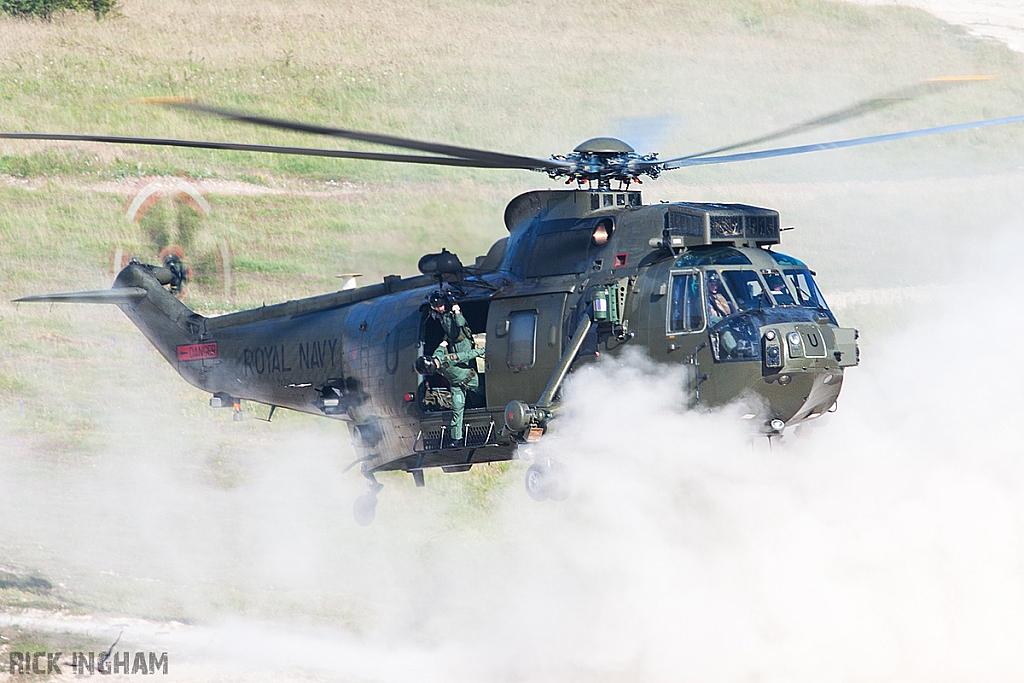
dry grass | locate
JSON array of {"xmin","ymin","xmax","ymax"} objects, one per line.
[
  {"xmin": 0, "ymin": 0, "xmax": 1022, "ymax": 182},
  {"xmin": 2, "ymin": 0, "xmax": 1024, "ymax": 623}
]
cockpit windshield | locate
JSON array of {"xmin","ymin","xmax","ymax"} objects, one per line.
[
  {"xmin": 703, "ymin": 265, "xmax": 835, "ymax": 324},
  {"xmin": 784, "ymin": 268, "xmax": 834, "ymax": 321},
  {"xmin": 720, "ymin": 270, "xmax": 767, "ymax": 312},
  {"xmin": 762, "ymin": 270, "xmax": 796, "ymax": 306}
]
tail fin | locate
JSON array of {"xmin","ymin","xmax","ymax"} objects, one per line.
[{"xmin": 14, "ymin": 263, "xmax": 206, "ymax": 369}]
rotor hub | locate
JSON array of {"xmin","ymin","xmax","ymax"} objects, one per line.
[
  {"xmin": 549, "ymin": 139, "xmax": 660, "ymax": 190},
  {"xmin": 573, "ymin": 137, "xmax": 635, "ymax": 154}
]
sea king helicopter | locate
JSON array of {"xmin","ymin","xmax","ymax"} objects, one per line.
[{"xmin": 6, "ymin": 79, "xmax": 1024, "ymax": 524}]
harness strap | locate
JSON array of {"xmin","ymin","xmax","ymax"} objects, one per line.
[{"xmin": 452, "ymin": 367, "xmax": 477, "ymax": 388}]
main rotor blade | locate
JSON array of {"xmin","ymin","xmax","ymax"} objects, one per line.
[
  {"xmin": 164, "ymin": 101, "xmax": 572, "ymax": 172},
  {"xmin": 660, "ymin": 113, "xmax": 1024, "ymax": 169},
  {"xmin": 655, "ymin": 76, "xmax": 995, "ymax": 166},
  {"xmin": 0, "ymin": 132, "xmax": 517, "ymax": 168}
]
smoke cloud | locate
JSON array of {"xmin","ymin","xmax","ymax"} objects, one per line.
[{"xmin": 5, "ymin": 225, "xmax": 1024, "ymax": 683}]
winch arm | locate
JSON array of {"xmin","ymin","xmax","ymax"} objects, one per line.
[{"xmin": 536, "ymin": 315, "xmax": 593, "ymax": 410}]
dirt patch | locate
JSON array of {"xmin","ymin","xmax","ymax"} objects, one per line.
[{"xmin": 854, "ymin": 0, "xmax": 1024, "ymax": 53}]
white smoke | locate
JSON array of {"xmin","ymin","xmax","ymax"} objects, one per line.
[{"xmin": 5, "ymin": 231, "xmax": 1024, "ymax": 682}]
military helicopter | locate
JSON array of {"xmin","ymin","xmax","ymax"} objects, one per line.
[{"xmin": 6, "ymin": 79, "xmax": 1024, "ymax": 525}]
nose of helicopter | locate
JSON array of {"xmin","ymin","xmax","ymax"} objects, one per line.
[
  {"xmin": 750, "ymin": 321, "xmax": 858, "ymax": 431},
  {"xmin": 753, "ymin": 368, "xmax": 844, "ymax": 431}
]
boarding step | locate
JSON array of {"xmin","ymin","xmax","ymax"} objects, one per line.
[{"xmin": 415, "ymin": 420, "xmax": 496, "ymax": 452}]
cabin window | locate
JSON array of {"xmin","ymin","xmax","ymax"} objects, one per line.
[
  {"xmin": 507, "ymin": 310, "xmax": 537, "ymax": 368},
  {"xmin": 669, "ymin": 272, "xmax": 704, "ymax": 333},
  {"xmin": 711, "ymin": 316, "xmax": 763, "ymax": 363}
]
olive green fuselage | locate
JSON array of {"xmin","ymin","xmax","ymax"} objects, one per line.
[{"xmin": 107, "ymin": 189, "xmax": 857, "ymax": 478}]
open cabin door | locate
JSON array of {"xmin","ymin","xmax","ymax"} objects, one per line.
[{"xmin": 485, "ymin": 293, "xmax": 567, "ymax": 408}]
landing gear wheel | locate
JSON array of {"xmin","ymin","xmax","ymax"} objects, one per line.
[
  {"xmin": 525, "ymin": 464, "xmax": 549, "ymax": 501},
  {"xmin": 525, "ymin": 461, "xmax": 572, "ymax": 502},
  {"xmin": 353, "ymin": 494, "xmax": 378, "ymax": 526}
]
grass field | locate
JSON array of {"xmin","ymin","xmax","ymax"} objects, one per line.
[
  {"xmin": 1, "ymin": 0, "xmax": 1023, "ymax": 180},
  {"xmin": 2, "ymin": 0, "xmax": 1024, "ymax": 647}
]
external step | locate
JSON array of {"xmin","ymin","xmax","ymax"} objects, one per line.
[{"xmin": 416, "ymin": 420, "xmax": 496, "ymax": 452}]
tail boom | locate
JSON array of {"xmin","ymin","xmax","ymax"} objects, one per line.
[{"xmin": 14, "ymin": 263, "xmax": 207, "ymax": 379}]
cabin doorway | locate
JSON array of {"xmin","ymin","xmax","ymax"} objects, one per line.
[{"xmin": 417, "ymin": 299, "xmax": 489, "ymax": 415}]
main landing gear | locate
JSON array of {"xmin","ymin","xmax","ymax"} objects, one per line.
[
  {"xmin": 353, "ymin": 457, "xmax": 571, "ymax": 524},
  {"xmin": 524, "ymin": 457, "xmax": 570, "ymax": 502},
  {"xmin": 353, "ymin": 473, "xmax": 383, "ymax": 526}
]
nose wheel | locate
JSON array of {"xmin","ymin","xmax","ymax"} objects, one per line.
[
  {"xmin": 525, "ymin": 459, "xmax": 570, "ymax": 502},
  {"xmin": 353, "ymin": 495, "xmax": 377, "ymax": 526},
  {"xmin": 353, "ymin": 474, "xmax": 384, "ymax": 526}
]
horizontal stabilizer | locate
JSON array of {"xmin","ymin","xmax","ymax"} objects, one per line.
[{"xmin": 13, "ymin": 287, "xmax": 147, "ymax": 304}]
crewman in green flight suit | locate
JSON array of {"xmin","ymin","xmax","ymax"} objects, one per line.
[
  {"xmin": 419, "ymin": 289, "xmax": 486, "ymax": 448},
  {"xmin": 415, "ymin": 343, "xmax": 485, "ymax": 449},
  {"xmin": 428, "ymin": 290, "xmax": 473, "ymax": 355}
]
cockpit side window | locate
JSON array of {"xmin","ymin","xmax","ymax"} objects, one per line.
[
  {"xmin": 705, "ymin": 270, "xmax": 735, "ymax": 324},
  {"xmin": 721, "ymin": 270, "xmax": 768, "ymax": 312},
  {"xmin": 669, "ymin": 271, "xmax": 704, "ymax": 333},
  {"xmin": 762, "ymin": 270, "xmax": 796, "ymax": 306}
]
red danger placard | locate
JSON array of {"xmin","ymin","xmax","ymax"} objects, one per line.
[{"xmin": 177, "ymin": 342, "xmax": 218, "ymax": 362}]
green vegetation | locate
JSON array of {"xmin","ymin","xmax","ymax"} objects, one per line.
[
  {"xmin": 1, "ymin": 0, "xmax": 117, "ymax": 20},
  {"xmin": 0, "ymin": 569, "xmax": 72, "ymax": 613}
]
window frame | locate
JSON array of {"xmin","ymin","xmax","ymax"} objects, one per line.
[
  {"xmin": 782, "ymin": 268, "xmax": 837, "ymax": 324},
  {"xmin": 666, "ymin": 269, "xmax": 707, "ymax": 336},
  {"xmin": 719, "ymin": 268, "xmax": 771, "ymax": 312},
  {"xmin": 761, "ymin": 268, "xmax": 798, "ymax": 306},
  {"xmin": 506, "ymin": 309, "xmax": 538, "ymax": 369}
]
